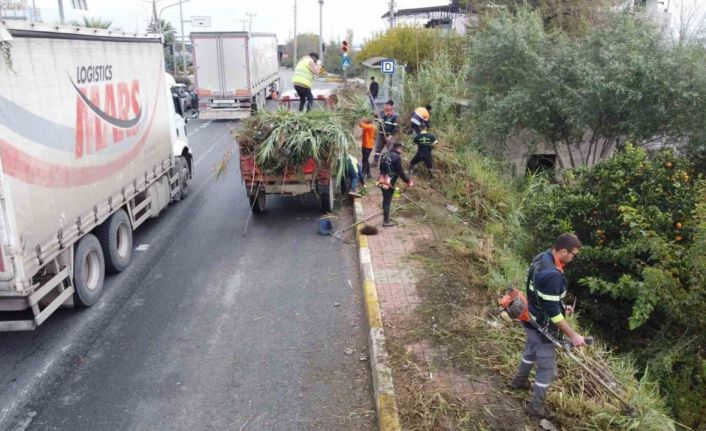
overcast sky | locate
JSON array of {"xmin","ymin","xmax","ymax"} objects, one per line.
[
  {"xmin": 30, "ymin": 0, "xmax": 706, "ymax": 44},
  {"xmin": 36, "ymin": 0, "xmax": 450, "ymax": 44}
]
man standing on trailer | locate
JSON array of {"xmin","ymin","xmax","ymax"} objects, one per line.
[{"xmin": 292, "ymin": 52, "xmax": 322, "ymax": 112}]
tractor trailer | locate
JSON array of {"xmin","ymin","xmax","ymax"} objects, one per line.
[
  {"xmin": 0, "ymin": 21, "xmax": 193, "ymax": 330},
  {"xmin": 191, "ymin": 31, "xmax": 280, "ymax": 119}
]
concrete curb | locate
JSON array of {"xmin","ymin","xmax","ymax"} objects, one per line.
[{"xmin": 353, "ymin": 199, "xmax": 402, "ymax": 431}]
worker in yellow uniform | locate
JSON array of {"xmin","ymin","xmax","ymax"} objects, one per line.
[{"xmin": 292, "ymin": 52, "xmax": 322, "ymax": 112}]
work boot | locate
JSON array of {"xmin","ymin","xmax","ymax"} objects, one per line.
[
  {"xmin": 382, "ymin": 220, "xmax": 397, "ymax": 227},
  {"xmin": 509, "ymin": 376, "xmax": 531, "ymax": 391},
  {"xmin": 525, "ymin": 401, "xmax": 550, "ymax": 419}
]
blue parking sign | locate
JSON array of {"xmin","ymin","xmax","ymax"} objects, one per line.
[{"xmin": 381, "ymin": 59, "xmax": 395, "ymax": 74}]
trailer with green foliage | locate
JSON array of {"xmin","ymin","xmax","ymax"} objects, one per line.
[{"xmin": 236, "ymin": 109, "xmax": 354, "ymax": 214}]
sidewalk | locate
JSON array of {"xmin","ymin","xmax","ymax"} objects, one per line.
[{"xmin": 357, "ymin": 187, "xmax": 494, "ymax": 427}]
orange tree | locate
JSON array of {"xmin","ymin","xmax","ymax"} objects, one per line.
[{"xmin": 523, "ymin": 145, "xmax": 706, "ymax": 426}]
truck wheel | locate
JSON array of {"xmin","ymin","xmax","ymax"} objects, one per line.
[
  {"xmin": 178, "ymin": 156, "xmax": 190, "ymax": 200},
  {"xmin": 73, "ymin": 234, "xmax": 105, "ymax": 307},
  {"xmin": 96, "ymin": 209, "xmax": 133, "ymax": 273},
  {"xmin": 259, "ymin": 90, "xmax": 267, "ymax": 110},
  {"xmin": 251, "ymin": 94, "xmax": 260, "ymax": 114},
  {"xmin": 249, "ymin": 192, "xmax": 266, "ymax": 214}
]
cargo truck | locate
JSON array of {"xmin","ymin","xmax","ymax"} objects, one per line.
[
  {"xmin": 191, "ymin": 31, "xmax": 280, "ymax": 120},
  {"xmin": 0, "ymin": 21, "xmax": 194, "ymax": 330}
]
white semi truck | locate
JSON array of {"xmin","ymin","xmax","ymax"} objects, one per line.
[
  {"xmin": 191, "ymin": 31, "xmax": 280, "ymax": 120},
  {"xmin": 0, "ymin": 21, "xmax": 194, "ymax": 330}
]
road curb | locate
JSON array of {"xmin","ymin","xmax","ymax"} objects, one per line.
[{"xmin": 353, "ymin": 198, "xmax": 402, "ymax": 431}]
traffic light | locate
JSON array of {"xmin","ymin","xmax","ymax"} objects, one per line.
[
  {"xmin": 322, "ymin": 43, "xmax": 326, "ymax": 53},
  {"xmin": 341, "ymin": 40, "xmax": 348, "ymax": 54}
]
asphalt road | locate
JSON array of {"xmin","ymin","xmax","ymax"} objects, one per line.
[{"xmin": 0, "ymin": 114, "xmax": 375, "ymax": 430}]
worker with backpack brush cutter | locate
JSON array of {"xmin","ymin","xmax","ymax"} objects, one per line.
[{"xmin": 506, "ymin": 233, "xmax": 587, "ymax": 419}]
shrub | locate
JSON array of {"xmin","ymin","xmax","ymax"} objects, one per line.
[
  {"xmin": 356, "ymin": 26, "xmax": 464, "ymax": 74},
  {"xmin": 523, "ymin": 145, "xmax": 706, "ymax": 425}
]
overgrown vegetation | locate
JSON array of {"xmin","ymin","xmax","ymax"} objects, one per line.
[
  {"xmin": 473, "ymin": 0, "xmax": 619, "ymax": 35},
  {"xmin": 466, "ymin": 8, "xmax": 706, "ymax": 169},
  {"xmin": 367, "ymin": 3, "xmax": 706, "ymax": 428},
  {"xmin": 401, "ymin": 143, "xmax": 678, "ymax": 430},
  {"xmin": 356, "ymin": 26, "xmax": 464, "ymax": 74},
  {"xmin": 523, "ymin": 145, "xmax": 706, "ymax": 427}
]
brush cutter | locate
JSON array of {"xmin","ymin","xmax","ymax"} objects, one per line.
[{"xmin": 500, "ymin": 288, "xmax": 637, "ymax": 417}]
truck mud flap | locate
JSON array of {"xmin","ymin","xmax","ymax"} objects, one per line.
[{"xmin": 0, "ymin": 267, "xmax": 73, "ymax": 331}]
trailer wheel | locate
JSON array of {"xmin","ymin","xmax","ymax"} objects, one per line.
[
  {"xmin": 97, "ymin": 209, "xmax": 133, "ymax": 273},
  {"xmin": 319, "ymin": 193, "xmax": 331, "ymax": 213},
  {"xmin": 251, "ymin": 96, "xmax": 258, "ymax": 115},
  {"xmin": 260, "ymin": 90, "xmax": 267, "ymax": 110},
  {"xmin": 319, "ymin": 180, "xmax": 335, "ymax": 213},
  {"xmin": 177, "ymin": 156, "xmax": 190, "ymax": 200},
  {"xmin": 73, "ymin": 234, "xmax": 105, "ymax": 307},
  {"xmin": 249, "ymin": 192, "xmax": 266, "ymax": 214}
]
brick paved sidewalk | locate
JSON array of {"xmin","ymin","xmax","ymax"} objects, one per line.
[{"xmin": 359, "ymin": 188, "xmax": 488, "ymax": 404}]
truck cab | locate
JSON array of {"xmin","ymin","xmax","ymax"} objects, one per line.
[{"xmin": 167, "ymin": 74, "xmax": 194, "ymax": 182}]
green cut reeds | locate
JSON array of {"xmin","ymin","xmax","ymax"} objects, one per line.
[{"xmin": 234, "ymin": 108, "xmax": 355, "ymax": 178}]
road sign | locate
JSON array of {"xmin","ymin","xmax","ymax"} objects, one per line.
[
  {"xmin": 381, "ymin": 59, "xmax": 396, "ymax": 75},
  {"xmin": 341, "ymin": 55, "xmax": 352, "ymax": 69},
  {"xmin": 191, "ymin": 16, "xmax": 212, "ymax": 27}
]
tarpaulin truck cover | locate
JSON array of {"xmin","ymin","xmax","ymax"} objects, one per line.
[{"xmin": 0, "ymin": 21, "xmax": 176, "ymax": 329}]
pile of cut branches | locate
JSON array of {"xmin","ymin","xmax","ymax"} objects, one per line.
[
  {"xmin": 332, "ymin": 84, "xmax": 376, "ymax": 129},
  {"xmin": 218, "ymin": 108, "xmax": 355, "ymax": 178}
]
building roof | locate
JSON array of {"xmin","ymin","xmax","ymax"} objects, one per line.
[
  {"xmin": 361, "ymin": 57, "xmax": 389, "ymax": 68},
  {"xmin": 381, "ymin": 0, "xmax": 474, "ymax": 20}
]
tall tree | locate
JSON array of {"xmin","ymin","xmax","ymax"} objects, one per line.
[
  {"xmin": 671, "ymin": 0, "xmax": 706, "ymax": 45},
  {"xmin": 147, "ymin": 19, "xmax": 177, "ymax": 44},
  {"xmin": 281, "ymin": 33, "xmax": 320, "ymax": 68},
  {"xmin": 474, "ymin": 0, "xmax": 619, "ymax": 35}
]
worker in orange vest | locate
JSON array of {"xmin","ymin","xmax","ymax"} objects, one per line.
[{"xmin": 359, "ymin": 118, "xmax": 376, "ymax": 180}]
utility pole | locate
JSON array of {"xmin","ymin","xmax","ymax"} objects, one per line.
[
  {"xmin": 293, "ymin": 0, "xmax": 298, "ymax": 64},
  {"xmin": 388, "ymin": 0, "xmax": 396, "ymax": 29},
  {"xmin": 151, "ymin": 0, "xmax": 159, "ymax": 28},
  {"xmin": 318, "ymin": 0, "xmax": 324, "ymax": 60},
  {"xmin": 58, "ymin": 0, "xmax": 65, "ymax": 24},
  {"xmin": 246, "ymin": 12, "xmax": 256, "ymax": 33},
  {"xmin": 179, "ymin": 0, "xmax": 186, "ymax": 76}
]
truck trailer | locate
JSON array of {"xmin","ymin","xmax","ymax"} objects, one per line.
[
  {"xmin": 191, "ymin": 31, "xmax": 280, "ymax": 120},
  {"xmin": 0, "ymin": 21, "xmax": 193, "ymax": 330}
]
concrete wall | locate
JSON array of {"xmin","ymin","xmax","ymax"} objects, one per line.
[{"xmin": 505, "ymin": 131, "xmax": 617, "ymax": 176}]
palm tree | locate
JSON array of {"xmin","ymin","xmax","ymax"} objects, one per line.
[
  {"xmin": 70, "ymin": 17, "xmax": 112, "ymax": 29},
  {"xmin": 147, "ymin": 19, "xmax": 177, "ymax": 44}
]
